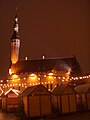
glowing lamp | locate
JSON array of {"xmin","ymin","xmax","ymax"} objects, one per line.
[
  {"xmin": 0, "ymin": 80, "xmax": 3, "ymax": 83},
  {"xmin": 30, "ymin": 73, "xmax": 36, "ymax": 77},
  {"xmin": 62, "ymin": 79, "xmax": 64, "ymax": 82},
  {"xmin": 48, "ymin": 73, "xmax": 53, "ymax": 76},
  {"xmin": 44, "ymin": 75, "xmax": 46, "ymax": 77},
  {"xmin": 38, "ymin": 77, "xmax": 40, "ymax": 80},
  {"xmin": 9, "ymin": 68, "xmax": 12, "ymax": 75},
  {"xmin": 12, "ymin": 74, "xmax": 18, "ymax": 79}
]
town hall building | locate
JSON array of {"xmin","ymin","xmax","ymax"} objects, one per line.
[{"xmin": 7, "ymin": 14, "xmax": 82, "ymax": 92}]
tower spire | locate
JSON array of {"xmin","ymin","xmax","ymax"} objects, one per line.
[
  {"xmin": 11, "ymin": 8, "xmax": 20, "ymax": 64},
  {"xmin": 11, "ymin": 7, "xmax": 20, "ymax": 39}
]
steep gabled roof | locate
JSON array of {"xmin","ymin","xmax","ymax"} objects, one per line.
[
  {"xmin": 20, "ymin": 86, "xmax": 37, "ymax": 97},
  {"xmin": 1, "ymin": 88, "xmax": 20, "ymax": 97},
  {"xmin": 74, "ymin": 84, "xmax": 90, "ymax": 94},
  {"xmin": 52, "ymin": 84, "xmax": 76, "ymax": 95},
  {"xmin": 11, "ymin": 56, "xmax": 81, "ymax": 76},
  {"xmin": 5, "ymin": 88, "xmax": 20, "ymax": 96},
  {"xmin": 52, "ymin": 84, "xmax": 67, "ymax": 95},
  {"xmin": 20, "ymin": 84, "xmax": 52, "ymax": 97}
]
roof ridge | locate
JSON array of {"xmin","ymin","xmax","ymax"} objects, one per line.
[{"xmin": 18, "ymin": 56, "xmax": 74, "ymax": 62}]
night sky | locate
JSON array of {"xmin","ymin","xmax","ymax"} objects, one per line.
[{"xmin": 0, "ymin": 0, "xmax": 90, "ymax": 78}]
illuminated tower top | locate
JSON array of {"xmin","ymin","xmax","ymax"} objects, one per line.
[
  {"xmin": 11, "ymin": 10, "xmax": 20, "ymax": 40},
  {"xmin": 11, "ymin": 8, "xmax": 20, "ymax": 64}
]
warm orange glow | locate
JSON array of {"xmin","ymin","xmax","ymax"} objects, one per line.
[
  {"xmin": 63, "ymin": 77, "xmax": 65, "ymax": 79},
  {"xmin": 38, "ymin": 77, "xmax": 40, "ymax": 80},
  {"xmin": 19, "ymin": 84, "xmax": 21, "ymax": 86},
  {"xmin": 12, "ymin": 74, "xmax": 18, "ymax": 79},
  {"xmin": 79, "ymin": 77, "xmax": 82, "ymax": 79},
  {"xmin": 48, "ymin": 73, "xmax": 54, "ymax": 79},
  {"xmin": 48, "ymin": 73, "xmax": 53, "ymax": 76},
  {"xmin": 29, "ymin": 73, "xmax": 36, "ymax": 77},
  {"xmin": 0, "ymin": 87, "xmax": 4, "ymax": 96},
  {"xmin": 62, "ymin": 79, "xmax": 64, "ymax": 82},
  {"xmin": 75, "ymin": 77, "xmax": 78, "ymax": 80},
  {"xmin": 9, "ymin": 68, "xmax": 12, "ymax": 75},
  {"xmin": 25, "ymin": 56, "xmax": 28, "ymax": 60},
  {"xmin": 0, "ymin": 80, "xmax": 3, "ymax": 83},
  {"xmin": 44, "ymin": 75, "xmax": 46, "ymax": 77},
  {"xmin": 45, "ymin": 82, "xmax": 47, "ymax": 84},
  {"xmin": 29, "ymin": 74, "xmax": 37, "ymax": 82},
  {"xmin": 5, "ymin": 88, "xmax": 20, "ymax": 96},
  {"xmin": 66, "ymin": 70, "xmax": 70, "ymax": 75}
]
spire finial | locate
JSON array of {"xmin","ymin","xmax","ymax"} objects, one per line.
[{"xmin": 16, "ymin": 7, "xmax": 18, "ymax": 16}]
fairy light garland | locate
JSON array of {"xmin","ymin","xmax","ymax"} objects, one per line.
[{"xmin": 0, "ymin": 73, "xmax": 90, "ymax": 88}]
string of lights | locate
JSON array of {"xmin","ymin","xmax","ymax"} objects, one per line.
[
  {"xmin": 6, "ymin": 73, "xmax": 90, "ymax": 81},
  {"xmin": 0, "ymin": 72, "xmax": 89, "ymax": 88}
]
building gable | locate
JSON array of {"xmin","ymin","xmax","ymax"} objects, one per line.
[
  {"xmin": 62, "ymin": 85, "xmax": 76, "ymax": 94},
  {"xmin": 30, "ymin": 85, "xmax": 51, "ymax": 96}
]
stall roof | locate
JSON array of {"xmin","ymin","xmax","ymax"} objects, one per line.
[
  {"xmin": 52, "ymin": 84, "xmax": 76, "ymax": 95},
  {"xmin": 20, "ymin": 84, "xmax": 52, "ymax": 97},
  {"xmin": 74, "ymin": 84, "xmax": 90, "ymax": 94}
]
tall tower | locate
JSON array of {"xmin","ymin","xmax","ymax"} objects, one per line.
[{"xmin": 11, "ymin": 12, "xmax": 20, "ymax": 64}]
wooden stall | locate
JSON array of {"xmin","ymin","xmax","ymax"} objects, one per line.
[
  {"xmin": 20, "ymin": 84, "xmax": 52, "ymax": 118},
  {"xmin": 1, "ymin": 88, "xmax": 20, "ymax": 112},
  {"xmin": 0, "ymin": 87, "xmax": 4, "ymax": 108},
  {"xmin": 52, "ymin": 84, "xmax": 77, "ymax": 114},
  {"xmin": 75, "ymin": 84, "xmax": 90, "ymax": 111}
]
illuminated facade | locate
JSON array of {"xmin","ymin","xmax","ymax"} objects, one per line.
[{"xmin": 8, "ymin": 14, "xmax": 82, "ymax": 92}]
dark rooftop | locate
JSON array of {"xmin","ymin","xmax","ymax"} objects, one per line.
[
  {"xmin": 20, "ymin": 84, "xmax": 52, "ymax": 97},
  {"xmin": 11, "ymin": 56, "xmax": 82, "ymax": 76},
  {"xmin": 52, "ymin": 84, "xmax": 76, "ymax": 95}
]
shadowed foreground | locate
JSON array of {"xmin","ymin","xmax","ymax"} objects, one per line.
[
  {"xmin": 0, "ymin": 110, "xmax": 20, "ymax": 120},
  {"xmin": 0, "ymin": 111, "xmax": 90, "ymax": 120},
  {"xmin": 41, "ymin": 112, "xmax": 90, "ymax": 120}
]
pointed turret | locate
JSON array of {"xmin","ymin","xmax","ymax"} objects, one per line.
[
  {"xmin": 11, "ymin": 8, "xmax": 20, "ymax": 64},
  {"xmin": 11, "ymin": 11, "xmax": 20, "ymax": 39}
]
